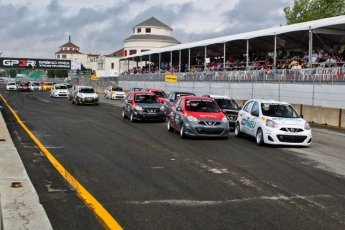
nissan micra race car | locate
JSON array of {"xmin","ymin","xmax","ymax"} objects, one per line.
[
  {"xmin": 235, "ymin": 99, "xmax": 312, "ymax": 146},
  {"xmin": 122, "ymin": 91, "xmax": 166, "ymax": 122},
  {"xmin": 167, "ymin": 96, "xmax": 230, "ymax": 139}
]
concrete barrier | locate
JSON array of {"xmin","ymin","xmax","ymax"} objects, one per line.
[{"xmin": 0, "ymin": 111, "xmax": 53, "ymax": 230}]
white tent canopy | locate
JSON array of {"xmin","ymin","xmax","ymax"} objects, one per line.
[
  {"xmin": 120, "ymin": 15, "xmax": 345, "ymax": 64},
  {"xmin": 100, "ymin": 69, "xmax": 119, "ymax": 77}
]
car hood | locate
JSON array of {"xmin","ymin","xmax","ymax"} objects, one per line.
[
  {"xmin": 135, "ymin": 103, "xmax": 162, "ymax": 109},
  {"xmin": 267, "ymin": 117, "xmax": 306, "ymax": 125},
  {"xmin": 187, "ymin": 111, "xmax": 225, "ymax": 120},
  {"xmin": 112, "ymin": 91, "xmax": 125, "ymax": 93},
  {"xmin": 78, "ymin": 93, "xmax": 98, "ymax": 97}
]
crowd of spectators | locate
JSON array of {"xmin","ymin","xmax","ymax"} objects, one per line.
[{"xmin": 121, "ymin": 47, "xmax": 345, "ymax": 75}]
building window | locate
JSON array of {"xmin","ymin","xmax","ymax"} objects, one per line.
[
  {"xmin": 62, "ymin": 55, "xmax": 67, "ymax": 58},
  {"xmin": 124, "ymin": 50, "xmax": 127, "ymax": 56},
  {"xmin": 145, "ymin": 28, "xmax": 151, "ymax": 33},
  {"xmin": 57, "ymin": 55, "xmax": 60, "ymax": 58},
  {"xmin": 129, "ymin": 50, "xmax": 137, "ymax": 55},
  {"xmin": 141, "ymin": 49, "xmax": 150, "ymax": 53},
  {"xmin": 137, "ymin": 28, "xmax": 141, "ymax": 33},
  {"xmin": 132, "ymin": 29, "xmax": 135, "ymax": 34},
  {"xmin": 111, "ymin": 63, "xmax": 114, "ymax": 69}
]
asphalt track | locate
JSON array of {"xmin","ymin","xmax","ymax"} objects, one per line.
[{"xmin": 1, "ymin": 85, "xmax": 345, "ymax": 230}]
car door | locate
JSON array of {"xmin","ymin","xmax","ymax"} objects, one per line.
[
  {"xmin": 238, "ymin": 100, "xmax": 254, "ymax": 135},
  {"xmin": 124, "ymin": 93, "xmax": 133, "ymax": 115},
  {"xmin": 170, "ymin": 97, "xmax": 181, "ymax": 127},
  {"xmin": 172, "ymin": 98, "xmax": 184, "ymax": 128},
  {"xmin": 246, "ymin": 101, "xmax": 260, "ymax": 137}
]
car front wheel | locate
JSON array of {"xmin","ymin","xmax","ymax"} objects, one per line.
[
  {"xmin": 180, "ymin": 123, "xmax": 186, "ymax": 139},
  {"xmin": 234, "ymin": 122, "xmax": 242, "ymax": 137},
  {"xmin": 167, "ymin": 120, "xmax": 173, "ymax": 132},
  {"xmin": 256, "ymin": 128, "xmax": 264, "ymax": 146},
  {"xmin": 130, "ymin": 112, "xmax": 135, "ymax": 122},
  {"xmin": 122, "ymin": 110, "xmax": 127, "ymax": 119}
]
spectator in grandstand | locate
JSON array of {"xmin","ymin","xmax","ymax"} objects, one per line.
[
  {"xmin": 311, "ymin": 50, "xmax": 319, "ymax": 65},
  {"xmin": 318, "ymin": 47, "xmax": 324, "ymax": 62},
  {"xmin": 336, "ymin": 49, "xmax": 343, "ymax": 61}
]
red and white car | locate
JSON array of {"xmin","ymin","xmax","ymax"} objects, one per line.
[
  {"xmin": 167, "ymin": 96, "xmax": 230, "ymax": 139},
  {"xmin": 142, "ymin": 88, "xmax": 167, "ymax": 104}
]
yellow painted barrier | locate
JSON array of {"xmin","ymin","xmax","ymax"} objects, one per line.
[
  {"xmin": 0, "ymin": 94, "xmax": 123, "ymax": 230},
  {"xmin": 91, "ymin": 76, "xmax": 99, "ymax": 81},
  {"xmin": 165, "ymin": 75, "xmax": 178, "ymax": 83}
]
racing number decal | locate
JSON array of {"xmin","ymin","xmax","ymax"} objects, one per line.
[{"xmin": 19, "ymin": 60, "xmax": 27, "ymax": 67}]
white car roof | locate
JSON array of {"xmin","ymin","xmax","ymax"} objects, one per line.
[
  {"xmin": 255, "ymin": 99, "xmax": 290, "ymax": 105},
  {"xmin": 207, "ymin": 95, "xmax": 233, "ymax": 100}
]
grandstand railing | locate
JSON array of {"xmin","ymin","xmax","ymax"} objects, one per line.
[{"xmin": 118, "ymin": 66, "xmax": 345, "ymax": 84}]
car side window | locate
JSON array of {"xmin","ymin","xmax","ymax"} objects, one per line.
[
  {"xmin": 243, "ymin": 101, "xmax": 253, "ymax": 112},
  {"xmin": 178, "ymin": 98, "xmax": 184, "ymax": 109},
  {"xmin": 174, "ymin": 98, "xmax": 182, "ymax": 107},
  {"xmin": 251, "ymin": 102, "xmax": 259, "ymax": 115},
  {"xmin": 127, "ymin": 93, "xmax": 132, "ymax": 101}
]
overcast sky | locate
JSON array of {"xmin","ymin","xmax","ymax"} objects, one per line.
[{"xmin": 0, "ymin": 0, "xmax": 294, "ymax": 59}]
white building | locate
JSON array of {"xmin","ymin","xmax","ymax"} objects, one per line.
[
  {"xmin": 55, "ymin": 17, "xmax": 180, "ymax": 76},
  {"xmin": 122, "ymin": 17, "xmax": 181, "ymax": 71}
]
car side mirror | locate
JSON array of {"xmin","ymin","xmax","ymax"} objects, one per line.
[
  {"xmin": 177, "ymin": 107, "xmax": 182, "ymax": 111},
  {"xmin": 251, "ymin": 110, "xmax": 259, "ymax": 117},
  {"xmin": 300, "ymin": 114, "xmax": 304, "ymax": 119}
]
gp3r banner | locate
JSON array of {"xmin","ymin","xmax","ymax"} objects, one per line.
[{"xmin": 0, "ymin": 57, "xmax": 71, "ymax": 70}]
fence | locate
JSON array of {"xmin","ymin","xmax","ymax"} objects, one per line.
[{"xmin": 118, "ymin": 66, "xmax": 345, "ymax": 84}]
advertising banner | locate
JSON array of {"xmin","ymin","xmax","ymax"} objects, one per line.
[{"xmin": 0, "ymin": 57, "xmax": 71, "ymax": 70}]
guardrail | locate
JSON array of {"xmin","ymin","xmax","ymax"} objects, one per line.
[{"xmin": 117, "ymin": 67, "xmax": 345, "ymax": 84}]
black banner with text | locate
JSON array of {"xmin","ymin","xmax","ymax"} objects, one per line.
[{"xmin": 0, "ymin": 57, "xmax": 71, "ymax": 70}]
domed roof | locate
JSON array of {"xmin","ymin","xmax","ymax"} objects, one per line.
[{"xmin": 134, "ymin": 17, "xmax": 172, "ymax": 30}]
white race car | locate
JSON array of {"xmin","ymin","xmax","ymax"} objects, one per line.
[
  {"xmin": 104, "ymin": 86, "xmax": 126, "ymax": 100},
  {"xmin": 6, "ymin": 82, "xmax": 17, "ymax": 91},
  {"xmin": 235, "ymin": 99, "xmax": 312, "ymax": 146},
  {"xmin": 50, "ymin": 84, "xmax": 69, "ymax": 98}
]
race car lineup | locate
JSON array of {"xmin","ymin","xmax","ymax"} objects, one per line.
[{"xmin": 4, "ymin": 82, "xmax": 313, "ymax": 146}]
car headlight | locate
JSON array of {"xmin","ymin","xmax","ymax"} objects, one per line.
[
  {"xmin": 135, "ymin": 105, "xmax": 143, "ymax": 111},
  {"xmin": 160, "ymin": 105, "xmax": 164, "ymax": 111},
  {"xmin": 187, "ymin": 115, "xmax": 198, "ymax": 122},
  {"xmin": 222, "ymin": 116, "xmax": 228, "ymax": 123},
  {"xmin": 77, "ymin": 93, "xmax": 84, "ymax": 98},
  {"xmin": 95, "ymin": 95, "xmax": 99, "ymax": 99},
  {"xmin": 266, "ymin": 119, "xmax": 278, "ymax": 128},
  {"xmin": 304, "ymin": 121, "xmax": 311, "ymax": 130}
]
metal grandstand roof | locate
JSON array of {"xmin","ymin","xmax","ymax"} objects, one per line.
[
  {"xmin": 124, "ymin": 34, "xmax": 180, "ymax": 43},
  {"xmin": 121, "ymin": 15, "xmax": 345, "ymax": 63}
]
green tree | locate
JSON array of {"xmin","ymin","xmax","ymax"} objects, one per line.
[
  {"xmin": 46, "ymin": 70, "xmax": 68, "ymax": 78},
  {"xmin": 284, "ymin": 0, "xmax": 345, "ymax": 25},
  {"xmin": 9, "ymin": 69, "xmax": 17, "ymax": 78}
]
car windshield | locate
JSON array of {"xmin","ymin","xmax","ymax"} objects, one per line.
[
  {"xmin": 8, "ymin": 83, "xmax": 15, "ymax": 85},
  {"xmin": 32, "ymin": 82, "xmax": 39, "ymax": 86},
  {"xmin": 113, "ymin": 87, "xmax": 123, "ymax": 92},
  {"xmin": 175, "ymin": 93, "xmax": 194, "ymax": 100},
  {"xmin": 20, "ymin": 83, "xmax": 29, "ymax": 86},
  {"xmin": 79, "ymin": 88, "xmax": 95, "ymax": 93},
  {"xmin": 134, "ymin": 94, "xmax": 158, "ymax": 103},
  {"xmin": 56, "ymin": 85, "xmax": 67, "ymax": 89},
  {"xmin": 44, "ymin": 83, "xmax": 53, "ymax": 86},
  {"xmin": 214, "ymin": 98, "xmax": 240, "ymax": 109},
  {"xmin": 261, "ymin": 103, "xmax": 300, "ymax": 118},
  {"xmin": 186, "ymin": 100, "xmax": 220, "ymax": 112},
  {"xmin": 152, "ymin": 91, "xmax": 167, "ymax": 98}
]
